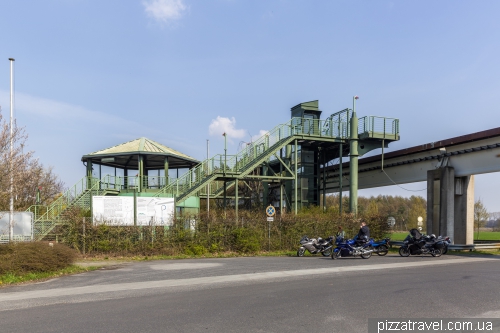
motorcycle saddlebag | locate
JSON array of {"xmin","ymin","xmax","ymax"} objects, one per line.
[
  {"xmin": 340, "ymin": 248, "xmax": 351, "ymax": 257},
  {"xmin": 434, "ymin": 241, "xmax": 445, "ymax": 249},
  {"xmin": 409, "ymin": 245, "xmax": 422, "ymax": 255}
]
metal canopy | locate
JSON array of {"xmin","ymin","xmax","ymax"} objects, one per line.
[{"xmin": 81, "ymin": 137, "xmax": 199, "ymax": 170}]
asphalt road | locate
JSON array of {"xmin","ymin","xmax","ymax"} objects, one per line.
[{"xmin": 1, "ymin": 254, "xmax": 499, "ymax": 333}]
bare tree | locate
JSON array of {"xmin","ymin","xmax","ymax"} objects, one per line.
[
  {"xmin": 474, "ymin": 198, "xmax": 489, "ymax": 240},
  {"xmin": 0, "ymin": 112, "xmax": 64, "ymax": 211}
]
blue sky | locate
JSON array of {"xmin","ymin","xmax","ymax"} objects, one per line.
[{"xmin": 1, "ymin": 0, "xmax": 499, "ymax": 212}]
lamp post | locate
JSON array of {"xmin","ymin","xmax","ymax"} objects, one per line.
[
  {"xmin": 349, "ymin": 95, "xmax": 359, "ymax": 216},
  {"xmin": 8, "ymin": 58, "xmax": 15, "ymax": 242},
  {"xmin": 222, "ymin": 132, "xmax": 227, "ymax": 211},
  {"xmin": 207, "ymin": 139, "xmax": 210, "ymax": 216}
]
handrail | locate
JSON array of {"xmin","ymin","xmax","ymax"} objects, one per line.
[
  {"xmin": 34, "ymin": 176, "xmax": 100, "ymax": 222},
  {"xmin": 153, "ymin": 116, "xmax": 352, "ymax": 198},
  {"xmin": 100, "ymin": 175, "xmax": 168, "ymax": 191},
  {"xmin": 358, "ymin": 116, "xmax": 399, "ymax": 138},
  {"xmin": 153, "ymin": 115, "xmax": 400, "ymax": 201}
]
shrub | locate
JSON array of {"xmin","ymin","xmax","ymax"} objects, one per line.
[
  {"xmin": 59, "ymin": 206, "xmax": 390, "ymax": 256},
  {"xmin": 231, "ymin": 228, "xmax": 260, "ymax": 253},
  {"xmin": 0, "ymin": 242, "xmax": 77, "ymax": 275}
]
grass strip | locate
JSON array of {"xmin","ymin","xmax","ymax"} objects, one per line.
[{"xmin": 0, "ymin": 265, "xmax": 99, "ymax": 287}]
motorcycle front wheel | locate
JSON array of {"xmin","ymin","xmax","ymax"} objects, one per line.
[
  {"xmin": 442, "ymin": 246, "xmax": 448, "ymax": 255},
  {"xmin": 399, "ymin": 246, "xmax": 410, "ymax": 257},
  {"xmin": 376, "ymin": 245, "xmax": 389, "ymax": 256},
  {"xmin": 331, "ymin": 250, "xmax": 341, "ymax": 260},
  {"xmin": 361, "ymin": 247, "xmax": 372, "ymax": 259},
  {"xmin": 322, "ymin": 249, "xmax": 332, "ymax": 257},
  {"xmin": 431, "ymin": 248, "xmax": 442, "ymax": 257},
  {"xmin": 297, "ymin": 247, "xmax": 306, "ymax": 257}
]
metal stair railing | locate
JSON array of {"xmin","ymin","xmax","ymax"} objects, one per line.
[
  {"xmin": 358, "ymin": 116, "xmax": 399, "ymax": 140},
  {"xmin": 153, "ymin": 117, "xmax": 349, "ymax": 202},
  {"xmin": 32, "ymin": 176, "xmax": 102, "ymax": 240}
]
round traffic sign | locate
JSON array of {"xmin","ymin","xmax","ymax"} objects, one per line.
[{"xmin": 266, "ymin": 205, "xmax": 276, "ymax": 217}]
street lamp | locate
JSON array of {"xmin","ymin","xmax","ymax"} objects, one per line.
[{"xmin": 8, "ymin": 58, "xmax": 15, "ymax": 242}]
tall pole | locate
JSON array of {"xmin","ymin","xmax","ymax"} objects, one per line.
[
  {"xmin": 349, "ymin": 96, "xmax": 359, "ymax": 216},
  {"xmin": 9, "ymin": 58, "xmax": 15, "ymax": 242},
  {"xmin": 207, "ymin": 139, "xmax": 210, "ymax": 216},
  {"xmin": 223, "ymin": 133, "xmax": 227, "ymax": 212},
  {"xmin": 223, "ymin": 132, "xmax": 227, "ymax": 174},
  {"xmin": 339, "ymin": 141, "xmax": 343, "ymax": 216}
]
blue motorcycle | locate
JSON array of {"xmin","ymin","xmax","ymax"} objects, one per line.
[
  {"xmin": 371, "ymin": 237, "xmax": 390, "ymax": 256},
  {"xmin": 331, "ymin": 235, "xmax": 375, "ymax": 259}
]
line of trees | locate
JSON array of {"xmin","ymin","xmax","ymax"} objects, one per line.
[{"xmin": 325, "ymin": 194, "xmax": 426, "ymax": 231}]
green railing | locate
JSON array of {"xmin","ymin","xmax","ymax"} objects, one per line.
[
  {"xmin": 31, "ymin": 176, "xmax": 103, "ymax": 240},
  {"xmin": 33, "ymin": 176, "xmax": 98, "ymax": 222},
  {"xmin": 25, "ymin": 205, "xmax": 49, "ymax": 220},
  {"xmin": 99, "ymin": 175, "xmax": 168, "ymax": 191},
  {"xmin": 153, "ymin": 117, "xmax": 351, "ymax": 199},
  {"xmin": 358, "ymin": 116, "xmax": 399, "ymax": 139}
]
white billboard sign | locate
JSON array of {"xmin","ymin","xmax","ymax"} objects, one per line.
[
  {"xmin": 0, "ymin": 212, "xmax": 33, "ymax": 241},
  {"xmin": 92, "ymin": 196, "xmax": 174, "ymax": 226}
]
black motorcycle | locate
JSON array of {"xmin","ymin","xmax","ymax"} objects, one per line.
[
  {"xmin": 399, "ymin": 228, "xmax": 444, "ymax": 257},
  {"xmin": 425, "ymin": 234, "xmax": 451, "ymax": 254},
  {"xmin": 297, "ymin": 235, "xmax": 334, "ymax": 257}
]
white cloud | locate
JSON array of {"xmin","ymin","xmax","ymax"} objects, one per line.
[
  {"xmin": 250, "ymin": 130, "xmax": 269, "ymax": 143},
  {"xmin": 0, "ymin": 89, "xmax": 161, "ymax": 139},
  {"xmin": 208, "ymin": 116, "xmax": 246, "ymax": 140},
  {"xmin": 143, "ymin": 0, "xmax": 187, "ymax": 24}
]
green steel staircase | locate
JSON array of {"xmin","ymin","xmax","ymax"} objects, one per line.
[
  {"xmin": 153, "ymin": 115, "xmax": 399, "ymax": 204},
  {"xmin": 26, "ymin": 176, "xmax": 105, "ymax": 240}
]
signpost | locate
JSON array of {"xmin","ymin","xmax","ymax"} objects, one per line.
[
  {"xmin": 266, "ymin": 205, "xmax": 276, "ymax": 251},
  {"xmin": 387, "ymin": 216, "xmax": 396, "ymax": 228}
]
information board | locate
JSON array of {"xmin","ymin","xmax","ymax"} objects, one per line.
[
  {"xmin": 92, "ymin": 196, "xmax": 175, "ymax": 226},
  {"xmin": 0, "ymin": 212, "xmax": 33, "ymax": 240}
]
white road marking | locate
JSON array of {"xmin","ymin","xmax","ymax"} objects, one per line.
[
  {"xmin": 0, "ymin": 257, "xmax": 494, "ymax": 302},
  {"xmin": 149, "ymin": 263, "xmax": 223, "ymax": 270}
]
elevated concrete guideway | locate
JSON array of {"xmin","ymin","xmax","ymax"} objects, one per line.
[
  {"xmin": 324, "ymin": 126, "xmax": 500, "ymax": 190},
  {"xmin": 323, "ymin": 127, "xmax": 500, "ymax": 245}
]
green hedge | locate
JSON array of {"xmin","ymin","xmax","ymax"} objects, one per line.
[{"xmin": 59, "ymin": 206, "xmax": 390, "ymax": 256}]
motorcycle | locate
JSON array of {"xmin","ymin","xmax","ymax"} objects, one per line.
[
  {"xmin": 424, "ymin": 234, "xmax": 451, "ymax": 255},
  {"xmin": 331, "ymin": 235, "xmax": 375, "ymax": 259},
  {"xmin": 371, "ymin": 237, "xmax": 391, "ymax": 256},
  {"xmin": 297, "ymin": 235, "xmax": 334, "ymax": 257},
  {"xmin": 399, "ymin": 228, "xmax": 445, "ymax": 257}
]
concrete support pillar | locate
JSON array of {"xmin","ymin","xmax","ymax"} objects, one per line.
[
  {"xmin": 439, "ymin": 167, "xmax": 455, "ymax": 241},
  {"xmin": 427, "ymin": 170, "xmax": 441, "ymax": 236},
  {"xmin": 454, "ymin": 175, "xmax": 474, "ymax": 244},
  {"xmin": 427, "ymin": 167, "xmax": 474, "ymax": 245}
]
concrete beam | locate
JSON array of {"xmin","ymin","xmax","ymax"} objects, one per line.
[{"xmin": 324, "ymin": 136, "xmax": 500, "ymax": 191}]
